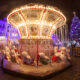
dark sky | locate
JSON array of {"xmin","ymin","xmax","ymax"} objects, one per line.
[{"xmin": 0, "ymin": 0, "xmax": 80, "ymax": 24}]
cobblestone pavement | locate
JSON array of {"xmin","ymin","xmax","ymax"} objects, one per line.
[
  {"xmin": 49, "ymin": 57, "xmax": 80, "ymax": 80},
  {"xmin": 0, "ymin": 57, "xmax": 80, "ymax": 80}
]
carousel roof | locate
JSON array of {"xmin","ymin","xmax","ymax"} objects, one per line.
[{"xmin": 7, "ymin": 4, "xmax": 66, "ymax": 39}]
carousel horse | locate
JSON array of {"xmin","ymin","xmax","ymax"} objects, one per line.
[
  {"xmin": 52, "ymin": 46, "xmax": 61, "ymax": 63},
  {"xmin": 53, "ymin": 46, "xmax": 58, "ymax": 53},
  {"xmin": 56, "ymin": 47, "xmax": 67, "ymax": 62},
  {"xmin": 52, "ymin": 46, "xmax": 69, "ymax": 62},
  {"xmin": 5, "ymin": 46, "xmax": 11, "ymax": 61},
  {"xmin": 39, "ymin": 52, "xmax": 51, "ymax": 65},
  {"xmin": 22, "ymin": 51, "xmax": 34, "ymax": 65},
  {"xmin": 10, "ymin": 47, "xmax": 22, "ymax": 64},
  {"xmin": 66, "ymin": 47, "xmax": 71, "ymax": 60}
]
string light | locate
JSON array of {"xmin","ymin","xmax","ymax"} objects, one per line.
[{"xmin": 7, "ymin": 4, "xmax": 66, "ymax": 39}]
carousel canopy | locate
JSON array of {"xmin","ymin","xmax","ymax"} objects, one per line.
[{"xmin": 7, "ymin": 4, "xmax": 66, "ymax": 39}]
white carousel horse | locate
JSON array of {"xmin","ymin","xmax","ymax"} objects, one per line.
[{"xmin": 22, "ymin": 51, "xmax": 34, "ymax": 65}]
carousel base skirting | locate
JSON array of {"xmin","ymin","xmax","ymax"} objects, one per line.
[{"xmin": 2, "ymin": 59, "xmax": 71, "ymax": 78}]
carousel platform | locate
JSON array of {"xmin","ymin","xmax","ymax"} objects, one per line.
[{"xmin": 2, "ymin": 59, "xmax": 71, "ymax": 78}]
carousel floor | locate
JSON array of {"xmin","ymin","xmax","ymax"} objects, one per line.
[
  {"xmin": 2, "ymin": 59, "xmax": 71, "ymax": 78},
  {"xmin": 0, "ymin": 57, "xmax": 80, "ymax": 80}
]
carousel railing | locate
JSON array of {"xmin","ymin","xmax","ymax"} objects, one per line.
[{"xmin": 71, "ymin": 47, "xmax": 80, "ymax": 56}]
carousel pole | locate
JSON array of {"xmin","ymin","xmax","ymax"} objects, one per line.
[{"xmin": 37, "ymin": 39, "xmax": 39, "ymax": 67}]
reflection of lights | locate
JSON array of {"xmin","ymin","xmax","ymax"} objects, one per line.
[
  {"xmin": 12, "ymin": 33, "xmax": 18, "ymax": 37},
  {"xmin": 7, "ymin": 4, "xmax": 66, "ymax": 39},
  {"xmin": 17, "ymin": 22, "xmax": 53, "ymax": 27},
  {"xmin": 7, "ymin": 4, "xmax": 66, "ymax": 21},
  {"xmin": 0, "ymin": 36, "xmax": 6, "ymax": 40},
  {"xmin": 52, "ymin": 25, "xmax": 56, "ymax": 30}
]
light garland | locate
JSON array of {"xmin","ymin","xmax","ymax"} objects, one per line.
[{"xmin": 7, "ymin": 4, "xmax": 66, "ymax": 39}]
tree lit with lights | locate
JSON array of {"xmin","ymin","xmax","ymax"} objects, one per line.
[{"xmin": 70, "ymin": 12, "xmax": 80, "ymax": 41}]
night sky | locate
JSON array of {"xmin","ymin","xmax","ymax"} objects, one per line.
[{"xmin": 0, "ymin": 0, "xmax": 80, "ymax": 24}]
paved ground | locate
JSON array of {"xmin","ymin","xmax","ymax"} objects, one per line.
[{"xmin": 0, "ymin": 57, "xmax": 80, "ymax": 80}]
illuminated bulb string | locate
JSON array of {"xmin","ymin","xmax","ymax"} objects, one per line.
[{"xmin": 7, "ymin": 4, "xmax": 66, "ymax": 39}]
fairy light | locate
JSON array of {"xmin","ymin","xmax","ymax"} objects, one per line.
[{"xmin": 7, "ymin": 4, "xmax": 66, "ymax": 39}]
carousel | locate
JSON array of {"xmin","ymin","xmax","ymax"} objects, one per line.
[{"xmin": 1, "ymin": 4, "xmax": 71, "ymax": 77}]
